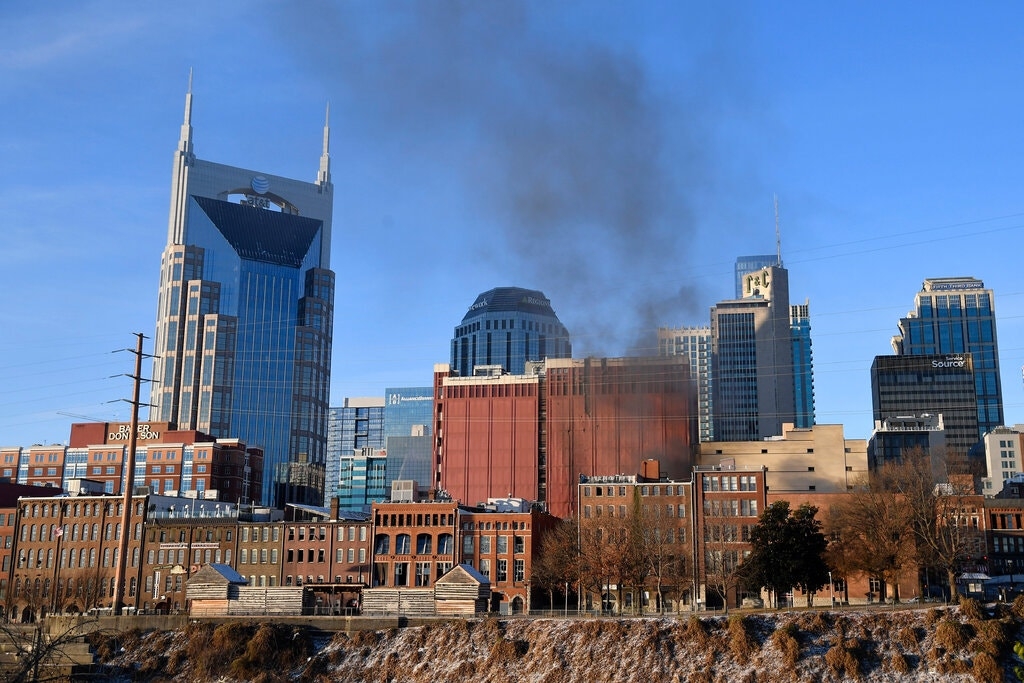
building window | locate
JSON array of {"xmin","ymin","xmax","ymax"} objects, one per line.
[
  {"xmin": 416, "ymin": 534, "xmax": 432, "ymax": 554},
  {"xmin": 514, "ymin": 559, "xmax": 525, "ymax": 582},
  {"xmin": 497, "ymin": 559, "xmax": 508, "ymax": 582},
  {"xmin": 415, "ymin": 562, "xmax": 431, "ymax": 586},
  {"xmin": 395, "ymin": 534, "xmax": 411, "ymax": 554},
  {"xmin": 374, "ymin": 534, "xmax": 390, "ymax": 555}
]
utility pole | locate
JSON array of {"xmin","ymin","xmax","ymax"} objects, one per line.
[{"xmin": 113, "ymin": 333, "xmax": 150, "ymax": 616}]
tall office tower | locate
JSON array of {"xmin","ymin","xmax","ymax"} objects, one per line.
[
  {"xmin": 734, "ymin": 254, "xmax": 779, "ymax": 298},
  {"xmin": 711, "ymin": 265, "xmax": 796, "ymax": 441},
  {"xmin": 658, "ymin": 325, "xmax": 713, "ymax": 442},
  {"xmin": 450, "ymin": 287, "xmax": 571, "ymax": 377},
  {"xmin": 870, "ymin": 354, "xmax": 979, "ymax": 458},
  {"xmin": 891, "ymin": 277, "xmax": 1003, "ymax": 441},
  {"xmin": 150, "ymin": 82, "xmax": 335, "ymax": 506},
  {"xmin": 790, "ymin": 300, "xmax": 815, "ymax": 428},
  {"xmin": 324, "ymin": 398, "xmax": 386, "ymax": 506}
]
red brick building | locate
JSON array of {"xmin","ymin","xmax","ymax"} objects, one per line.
[
  {"xmin": 546, "ymin": 357, "xmax": 696, "ymax": 518},
  {"xmin": 9, "ymin": 422, "xmax": 265, "ymax": 505},
  {"xmin": 434, "ymin": 356, "xmax": 697, "ymax": 519}
]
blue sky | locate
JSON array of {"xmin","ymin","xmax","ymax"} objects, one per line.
[{"xmin": 3, "ymin": 1, "xmax": 1024, "ymax": 447}]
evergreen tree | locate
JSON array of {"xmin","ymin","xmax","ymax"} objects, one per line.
[{"xmin": 743, "ymin": 501, "xmax": 829, "ymax": 607}]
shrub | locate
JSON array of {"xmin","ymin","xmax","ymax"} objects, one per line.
[
  {"xmin": 924, "ymin": 607, "xmax": 944, "ymax": 626},
  {"xmin": 1011, "ymin": 594, "xmax": 1024, "ymax": 620},
  {"xmin": 727, "ymin": 615, "xmax": 756, "ymax": 664},
  {"xmin": 972, "ymin": 652, "xmax": 1002, "ymax": 683},
  {"xmin": 824, "ymin": 642, "xmax": 861, "ymax": 681},
  {"xmin": 896, "ymin": 625, "xmax": 920, "ymax": 649},
  {"xmin": 889, "ymin": 651, "xmax": 910, "ymax": 674},
  {"xmin": 959, "ymin": 597, "xmax": 985, "ymax": 622},
  {"xmin": 684, "ymin": 615, "xmax": 712, "ymax": 649},
  {"xmin": 769, "ymin": 621, "xmax": 800, "ymax": 668},
  {"xmin": 487, "ymin": 636, "xmax": 528, "ymax": 666},
  {"xmin": 229, "ymin": 624, "xmax": 314, "ymax": 681},
  {"xmin": 972, "ymin": 618, "xmax": 1013, "ymax": 657},
  {"xmin": 935, "ymin": 619, "xmax": 973, "ymax": 652}
]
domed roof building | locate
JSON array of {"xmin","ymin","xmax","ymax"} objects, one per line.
[{"xmin": 451, "ymin": 287, "xmax": 571, "ymax": 376}]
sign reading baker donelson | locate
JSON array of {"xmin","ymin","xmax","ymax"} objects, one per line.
[{"xmin": 108, "ymin": 423, "xmax": 161, "ymax": 442}]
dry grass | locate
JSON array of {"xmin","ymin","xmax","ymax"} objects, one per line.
[
  {"xmin": 933, "ymin": 618, "xmax": 973, "ymax": 652},
  {"xmin": 684, "ymin": 615, "xmax": 713, "ymax": 649},
  {"xmin": 769, "ymin": 621, "xmax": 801, "ymax": 669},
  {"xmin": 824, "ymin": 637, "xmax": 862, "ymax": 681},
  {"xmin": 971, "ymin": 617, "xmax": 1013, "ymax": 657},
  {"xmin": 92, "ymin": 600, "xmax": 1024, "ymax": 683},
  {"xmin": 889, "ymin": 651, "xmax": 910, "ymax": 674},
  {"xmin": 971, "ymin": 652, "xmax": 1002, "ymax": 683},
  {"xmin": 727, "ymin": 615, "xmax": 757, "ymax": 664},
  {"xmin": 958, "ymin": 597, "xmax": 985, "ymax": 622},
  {"xmin": 895, "ymin": 625, "xmax": 920, "ymax": 649},
  {"xmin": 1012, "ymin": 594, "xmax": 1024, "ymax": 620}
]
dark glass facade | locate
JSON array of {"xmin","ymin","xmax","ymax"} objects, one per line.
[
  {"xmin": 870, "ymin": 353, "xmax": 978, "ymax": 457},
  {"xmin": 791, "ymin": 302, "xmax": 815, "ymax": 429},
  {"xmin": 151, "ymin": 90, "xmax": 335, "ymax": 507},
  {"xmin": 451, "ymin": 287, "xmax": 571, "ymax": 376},
  {"xmin": 891, "ymin": 278, "xmax": 1002, "ymax": 441}
]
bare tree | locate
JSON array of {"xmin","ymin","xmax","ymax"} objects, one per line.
[
  {"xmin": 577, "ymin": 514, "xmax": 622, "ymax": 612},
  {"xmin": 0, "ymin": 616, "xmax": 100, "ymax": 682},
  {"xmin": 830, "ymin": 477, "xmax": 916, "ymax": 602},
  {"xmin": 880, "ymin": 447, "xmax": 984, "ymax": 601},
  {"xmin": 701, "ymin": 516, "xmax": 746, "ymax": 612},
  {"xmin": 636, "ymin": 501, "xmax": 690, "ymax": 613},
  {"xmin": 531, "ymin": 518, "xmax": 580, "ymax": 612}
]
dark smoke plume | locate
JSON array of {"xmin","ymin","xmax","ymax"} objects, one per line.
[{"xmin": 274, "ymin": 2, "xmax": 752, "ymax": 357}]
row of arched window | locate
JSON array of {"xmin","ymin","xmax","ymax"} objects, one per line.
[{"xmin": 373, "ymin": 532, "xmax": 453, "ymax": 556}]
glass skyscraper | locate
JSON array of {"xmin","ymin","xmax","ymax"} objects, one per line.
[
  {"xmin": 150, "ymin": 82, "xmax": 335, "ymax": 506},
  {"xmin": 891, "ymin": 277, "xmax": 1003, "ymax": 441},
  {"xmin": 451, "ymin": 287, "xmax": 571, "ymax": 376},
  {"xmin": 324, "ymin": 388, "xmax": 434, "ymax": 509},
  {"xmin": 658, "ymin": 326, "xmax": 713, "ymax": 442},
  {"xmin": 324, "ymin": 398, "xmax": 385, "ymax": 507},
  {"xmin": 790, "ymin": 300, "xmax": 815, "ymax": 429},
  {"xmin": 870, "ymin": 353, "xmax": 979, "ymax": 458}
]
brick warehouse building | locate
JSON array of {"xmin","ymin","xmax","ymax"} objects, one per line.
[
  {"xmin": 2, "ymin": 485, "xmax": 554, "ymax": 618},
  {"xmin": 368, "ymin": 497, "xmax": 557, "ymax": 613},
  {"xmin": 434, "ymin": 356, "xmax": 697, "ymax": 518},
  {"xmin": 1, "ymin": 422, "xmax": 263, "ymax": 505}
]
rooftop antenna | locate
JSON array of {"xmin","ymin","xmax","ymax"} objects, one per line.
[{"xmin": 774, "ymin": 193, "xmax": 783, "ymax": 267}]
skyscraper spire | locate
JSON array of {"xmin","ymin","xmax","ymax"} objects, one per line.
[
  {"xmin": 774, "ymin": 193, "xmax": 783, "ymax": 267},
  {"xmin": 317, "ymin": 102, "xmax": 331, "ymax": 186},
  {"xmin": 178, "ymin": 68, "xmax": 195, "ymax": 163}
]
